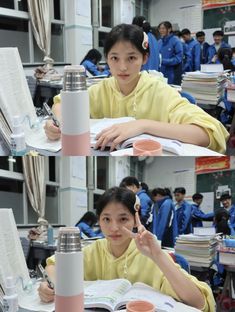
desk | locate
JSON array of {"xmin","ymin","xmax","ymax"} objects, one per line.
[{"xmin": 27, "ymin": 241, "xmax": 57, "ymax": 270}]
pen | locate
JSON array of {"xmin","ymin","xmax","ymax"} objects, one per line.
[
  {"xmin": 43, "ymin": 102, "xmax": 60, "ymax": 128},
  {"xmin": 38, "ymin": 264, "xmax": 55, "ymax": 290}
]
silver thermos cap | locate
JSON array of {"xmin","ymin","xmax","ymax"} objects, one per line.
[
  {"xmin": 63, "ymin": 65, "xmax": 87, "ymax": 92},
  {"xmin": 57, "ymin": 227, "xmax": 81, "ymax": 252}
]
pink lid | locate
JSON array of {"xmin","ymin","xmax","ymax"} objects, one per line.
[
  {"xmin": 126, "ymin": 300, "xmax": 155, "ymax": 312},
  {"xmin": 133, "ymin": 139, "xmax": 162, "ymax": 156}
]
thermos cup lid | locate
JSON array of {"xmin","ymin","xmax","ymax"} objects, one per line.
[{"xmin": 57, "ymin": 227, "xmax": 81, "ymax": 252}]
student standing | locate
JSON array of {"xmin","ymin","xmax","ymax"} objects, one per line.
[
  {"xmin": 174, "ymin": 187, "xmax": 192, "ymax": 235},
  {"xmin": 132, "ymin": 16, "xmax": 160, "ymax": 71},
  {"xmin": 207, "ymin": 30, "xmax": 231, "ymax": 64},
  {"xmin": 196, "ymin": 31, "xmax": 210, "ymax": 65},
  {"xmin": 191, "ymin": 193, "xmax": 214, "ymax": 228},
  {"xmin": 219, "ymin": 194, "xmax": 235, "ymax": 235},
  {"xmin": 181, "ymin": 28, "xmax": 201, "ymax": 71},
  {"xmin": 151, "ymin": 188, "xmax": 177, "ymax": 247},
  {"xmin": 174, "ymin": 31, "xmax": 191, "ymax": 75},
  {"xmin": 45, "ymin": 24, "xmax": 229, "ymax": 154},
  {"xmin": 158, "ymin": 21, "xmax": 183, "ymax": 84},
  {"xmin": 38, "ymin": 187, "xmax": 215, "ymax": 312}
]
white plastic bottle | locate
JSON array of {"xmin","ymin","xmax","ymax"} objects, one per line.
[
  {"xmin": 3, "ymin": 277, "xmax": 18, "ymax": 312},
  {"xmin": 61, "ymin": 65, "xmax": 90, "ymax": 156},
  {"xmin": 10, "ymin": 116, "xmax": 27, "ymax": 156},
  {"xmin": 55, "ymin": 227, "xmax": 84, "ymax": 312}
]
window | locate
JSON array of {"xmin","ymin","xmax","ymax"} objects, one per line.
[
  {"xmin": 135, "ymin": 0, "xmax": 149, "ymax": 20},
  {"xmin": 101, "ymin": 0, "xmax": 113, "ymax": 28},
  {"xmin": 0, "ymin": 0, "xmax": 65, "ymax": 64},
  {"xmin": 0, "ymin": 157, "xmax": 60, "ymax": 225}
]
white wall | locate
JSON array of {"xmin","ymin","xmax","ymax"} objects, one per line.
[{"xmin": 149, "ymin": 0, "xmax": 202, "ymax": 33}]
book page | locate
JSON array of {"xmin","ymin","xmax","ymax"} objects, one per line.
[
  {"xmin": 115, "ymin": 282, "xmax": 176, "ymax": 311},
  {"xmin": 84, "ymin": 279, "xmax": 131, "ymax": 311}
]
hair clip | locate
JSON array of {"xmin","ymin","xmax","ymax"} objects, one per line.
[{"xmin": 142, "ymin": 32, "xmax": 149, "ymax": 50}]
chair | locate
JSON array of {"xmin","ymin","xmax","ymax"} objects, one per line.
[
  {"xmin": 20, "ymin": 237, "xmax": 31, "ymax": 261},
  {"xmin": 169, "ymin": 252, "xmax": 190, "ymax": 273},
  {"xmin": 26, "ymin": 76, "xmax": 38, "ymax": 100}
]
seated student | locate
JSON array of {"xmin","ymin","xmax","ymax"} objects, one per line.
[
  {"xmin": 191, "ymin": 193, "xmax": 214, "ymax": 228},
  {"xmin": 207, "ymin": 30, "xmax": 231, "ymax": 64},
  {"xmin": 75, "ymin": 211, "xmax": 102, "ymax": 238},
  {"xmin": 119, "ymin": 176, "xmax": 153, "ymax": 229},
  {"xmin": 174, "ymin": 187, "xmax": 192, "ymax": 235},
  {"xmin": 44, "ymin": 24, "xmax": 229, "ymax": 154},
  {"xmin": 214, "ymin": 208, "xmax": 231, "ymax": 236},
  {"xmin": 219, "ymin": 194, "xmax": 235, "ymax": 235},
  {"xmin": 217, "ymin": 47, "xmax": 235, "ymax": 71},
  {"xmin": 38, "ymin": 187, "xmax": 215, "ymax": 311},
  {"xmin": 151, "ymin": 188, "xmax": 177, "ymax": 247},
  {"xmin": 181, "ymin": 28, "xmax": 201, "ymax": 71},
  {"xmin": 80, "ymin": 49, "xmax": 110, "ymax": 76}
]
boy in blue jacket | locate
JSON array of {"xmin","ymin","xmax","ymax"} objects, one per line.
[
  {"xmin": 207, "ymin": 30, "xmax": 231, "ymax": 64},
  {"xmin": 181, "ymin": 28, "xmax": 201, "ymax": 71},
  {"xmin": 119, "ymin": 176, "xmax": 153, "ymax": 228},
  {"xmin": 219, "ymin": 194, "xmax": 235, "ymax": 235},
  {"xmin": 191, "ymin": 193, "xmax": 214, "ymax": 228},
  {"xmin": 151, "ymin": 188, "xmax": 177, "ymax": 247},
  {"xmin": 174, "ymin": 187, "xmax": 192, "ymax": 234},
  {"xmin": 196, "ymin": 31, "xmax": 210, "ymax": 64}
]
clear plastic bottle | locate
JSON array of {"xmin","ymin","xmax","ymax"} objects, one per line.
[
  {"xmin": 55, "ymin": 227, "xmax": 84, "ymax": 312},
  {"xmin": 61, "ymin": 65, "xmax": 90, "ymax": 156},
  {"xmin": 3, "ymin": 277, "xmax": 18, "ymax": 312},
  {"xmin": 47, "ymin": 224, "xmax": 54, "ymax": 246},
  {"xmin": 10, "ymin": 116, "xmax": 26, "ymax": 156}
]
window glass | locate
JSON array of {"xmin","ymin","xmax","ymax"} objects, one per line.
[
  {"xmin": 98, "ymin": 31, "xmax": 108, "ymax": 48},
  {"xmin": 53, "ymin": 0, "xmax": 61, "ymax": 20},
  {"xmin": 0, "ymin": 16, "xmax": 29, "ymax": 63},
  {"xmin": 101, "ymin": 0, "xmax": 113, "ymax": 28},
  {"xmin": 0, "ymin": 0, "xmax": 14, "ymax": 9},
  {"xmin": 18, "ymin": 0, "xmax": 28, "ymax": 12},
  {"xmin": 96, "ymin": 157, "xmax": 108, "ymax": 190},
  {"xmin": 0, "ymin": 178, "xmax": 24, "ymax": 224},
  {"xmin": 0, "ymin": 157, "xmax": 9, "ymax": 171}
]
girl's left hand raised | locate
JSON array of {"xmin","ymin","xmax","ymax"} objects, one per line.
[
  {"xmin": 95, "ymin": 120, "xmax": 144, "ymax": 151},
  {"xmin": 122, "ymin": 212, "xmax": 162, "ymax": 261}
]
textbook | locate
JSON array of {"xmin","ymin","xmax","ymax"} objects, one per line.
[{"xmin": 84, "ymin": 278, "xmax": 177, "ymax": 311}]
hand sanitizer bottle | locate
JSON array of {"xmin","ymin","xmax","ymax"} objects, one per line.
[
  {"xmin": 55, "ymin": 227, "xmax": 84, "ymax": 312},
  {"xmin": 10, "ymin": 116, "xmax": 27, "ymax": 156},
  {"xmin": 3, "ymin": 277, "xmax": 18, "ymax": 312},
  {"xmin": 61, "ymin": 65, "xmax": 90, "ymax": 156}
]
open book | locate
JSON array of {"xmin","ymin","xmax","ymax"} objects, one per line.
[
  {"xmin": 90, "ymin": 117, "xmax": 184, "ymax": 155},
  {"xmin": 84, "ymin": 279, "xmax": 177, "ymax": 311}
]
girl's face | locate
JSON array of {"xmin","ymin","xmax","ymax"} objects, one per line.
[
  {"xmin": 159, "ymin": 24, "xmax": 170, "ymax": 37},
  {"xmin": 99, "ymin": 202, "xmax": 135, "ymax": 248},
  {"xmin": 107, "ymin": 41, "xmax": 147, "ymax": 89}
]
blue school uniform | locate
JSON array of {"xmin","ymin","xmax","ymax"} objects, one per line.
[
  {"xmin": 158, "ymin": 34, "xmax": 183, "ymax": 84},
  {"xmin": 198, "ymin": 41, "xmax": 210, "ymax": 64},
  {"xmin": 152, "ymin": 196, "xmax": 177, "ymax": 247},
  {"xmin": 191, "ymin": 203, "xmax": 214, "ymax": 228},
  {"xmin": 142, "ymin": 32, "xmax": 160, "ymax": 71},
  {"xmin": 207, "ymin": 41, "xmax": 231, "ymax": 63},
  {"xmin": 229, "ymin": 204, "xmax": 235, "ymax": 235},
  {"xmin": 182, "ymin": 42, "xmax": 192, "ymax": 73},
  {"xmin": 137, "ymin": 189, "xmax": 153, "ymax": 227},
  {"xmin": 81, "ymin": 60, "xmax": 110, "ymax": 76},
  {"xmin": 175, "ymin": 200, "xmax": 192, "ymax": 234},
  {"xmin": 77, "ymin": 222, "xmax": 102, "ymax": 238},
  {"xmin": 185, "ymin": 38, "xmax": 201, "ymax": 71}
]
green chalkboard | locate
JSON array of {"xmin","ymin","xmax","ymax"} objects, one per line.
[
  {"xmin": 203, "ymin": 5, "xmax": 235, "ymax": 29},
  {"xmin": 196, "ymin": 170, "xmax": 235, "ymax": 210}
]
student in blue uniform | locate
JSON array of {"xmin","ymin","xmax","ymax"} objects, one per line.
[
  {"xmin": 207, "ymin": 30, "xmax": 231, "ymax": 64},
  {"xmin": 75, "ymin": 211, "xmax": 102, "ymax": 238},
  {"xmin": 219, "ymin": 194, "xmax": 235, "ymax": 235},
  {"xmin": 191, "ymin": 193, "xmax": 214, "ymax": 228},
  {"xmin": 181, "ymin": 28, "xmax": 201, "ymax": 71},
  {"xmin": 158, "ymin": 21, "xmax": 183, "ymax": 85},
  {"xmin": 174, "ymin": 187, "xmax": 192, "ymax": 235},
  {"xmin": 151, "ymin": 188, "xmax": 177, "ymax": 247},
  {"xmin": 196, "ymin": 31, "xmax": 210, "ymax": 65},
  {"xmin": 132, "ymin": 16, "xmax": 160, "ymax": 71},
  {"xmin": 119, "ymin": 176, "xmax": 153, "ymax": 229},
  {"xmin": 80, "ymin": 49, "xmax": 110, "ymax": 76},
  {"xmin": 174, "ymin": 31, "xmax": 191, "ymax": 75}
]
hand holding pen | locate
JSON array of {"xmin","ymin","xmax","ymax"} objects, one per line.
[
  {"xmin": 38, "ymin": 264, "xmax": 55, "ymax": 290},
  {"xmin": 43, "ymin": 102, "xmax": 60, "ymax": 128}
]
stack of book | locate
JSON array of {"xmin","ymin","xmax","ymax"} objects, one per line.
[
  {"xmin": 181, "ymin": 72, "xmax": 227, "ymax": 105},
  {"xmin": 218, "ymin": 245, "xmax": 235, "ymax": 265},
  {"xmin": 175, "ymin": 233, "xmax": 219, "ymax": 267},
  {"xmin": 227, "ymin": 83, "xmax": 235, "ymax": 102}
]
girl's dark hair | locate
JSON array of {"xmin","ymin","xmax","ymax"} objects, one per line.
[
  {"xmin": 214, "ymin": 209, "xmax": 231, "ymax": 235},
  {"xmin": 75, "ymin": 211, "xmax": 97, "ymax": 227},
  {"xmin": 217, "ymin": 47, "xmax": 235, "ymax": 71},
  {"xmin": 80, "ymin": 49, "xmax": 102, "ymax": 65},
  {"xmin": 158, "ymin": 21, "xmax": 173, "ymax": 32},
  {"xmin": 132, "ymin": 16, "xmax": 151, "ymax": 33},
  {"xmin": 96, "ymin": 187, "xmax": 136, "ymax": 218},
  {"xmin": 119, "ymin": 176, "xmax": 140, "ymax": 188},
  {"xmin": 152, "ymin": 187, "xmax": 172, "ymax": 198},
  {"xmin": 104, "ymin": 24, "xmax": 149, "ymax": 57}
]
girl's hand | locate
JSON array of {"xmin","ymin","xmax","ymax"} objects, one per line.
[
  {"xmin": 44, "ymin": 120, "xmax": 61, "ymax": 141},
  {"xmin": 122, "ymin": 212, "xmax": 162, "ymax": 261},
  {"xmin": 95, "ymin": 120, "xmax": 144, "ymax": 151},
  {"xmin": 38, "ymin": 281, "xmax": 55, "ymax": 303}
]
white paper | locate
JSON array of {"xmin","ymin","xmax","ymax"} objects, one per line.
[
  {"xmin": 76, "ymin": 0, "xmax": 90, "ymax": 17},
  {"xmin": 228, "ymin": 35, "xmax": 235, "ymax": 47}
]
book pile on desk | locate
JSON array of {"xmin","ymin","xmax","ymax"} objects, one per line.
[
  {"xmin": 218, "ymin": 244, "xmax": 235, "ymax": 265},
  {"xmin": 181, "ymin": 72, "xmax": 227, "ymax": 105},
  {"xmin": 227, "ymin": 83, "xmax": 235, "ymax": 102},
  {"xmin": 175, "ymin": 233, "xmax": 219, "ymax": 267}
]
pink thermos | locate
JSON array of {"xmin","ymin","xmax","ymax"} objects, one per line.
[
  {"xmin": 61, "ymin": 65, "xmax": 90, "ymax": 156},
  {"xmin": 55, "ymin": 227, "xmax": 83, "ymax": 312}
]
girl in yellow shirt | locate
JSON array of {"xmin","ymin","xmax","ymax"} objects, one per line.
[
  {"xmin": 38, "ymin": 187, "xmax": 215, "ymax": 312},
  {"xmin": 45, "ymin": 24, "xmax": 228, "ymax": 153}
]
